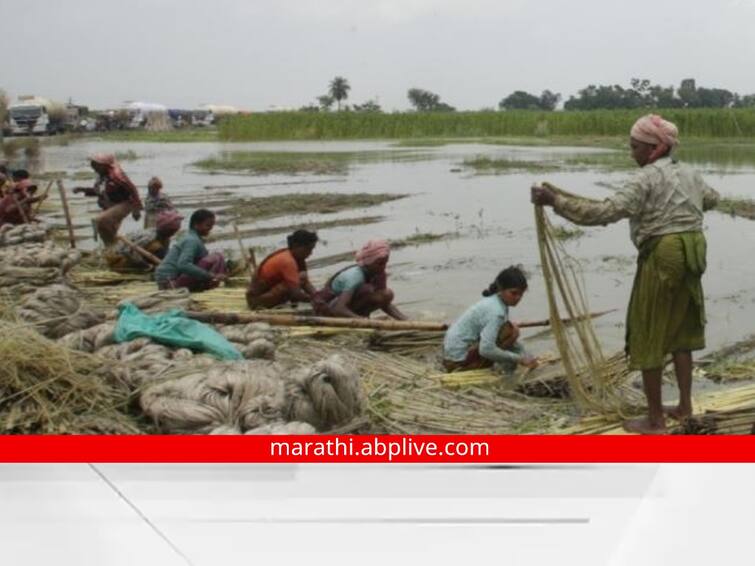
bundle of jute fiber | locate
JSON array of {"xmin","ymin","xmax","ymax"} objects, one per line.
[
  {"xmin": 282, "ymin": 355, "xmax": 363, "ymax": 431},
  {"xmin": 0, "ymin": 264, "xmax": 64, "ymax": 297},
  {"xmin": 0, "ymin": 223, "xmax": 49, "ymax": 247},
  {"xmin": 17, "ymin": 284, "xmax": 104, "ymax": 339},
  {"xmin": 208, "ymin": 421, "xmax": 316, "ymax": 435},
  {"xmin": 140, "ymin": 355, "xmax": 362, "ymax": 434},
  {"xmin": 534, "ymin": 183, "xmax": 635, "ymax": 413},
  {"xmin": 217, "ymin": 322, "xmax": 277, "ymax": 360},
  {"xmin": 0, "ymin": 319, "xmax": 138, "ymax": 434},
  {"xmin": 57, "ymin": 321, "xmax": 116, "ymax": 353},
  {"xmin": 244, "ymin": 422, "xmax": 316, "ymax": 434},
  {"xmin": 0, "ymin": 241, "xmax": 81, "ymax": 272},
  {"xmin": 114, "ymin": 288, "xmax": 195, "ymax": 316},
  {"xmin": 95, "ymin": 338, "xmax": 219, "ymax": 389}
]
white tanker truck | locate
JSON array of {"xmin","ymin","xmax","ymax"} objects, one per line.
[{"xmin": 7, "ymin": 95, "xmax": 67, "ymax": 135}]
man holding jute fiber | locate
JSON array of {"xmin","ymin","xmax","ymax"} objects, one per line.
[{"xmin": 531, "ymin": 114, "xmax": 720, "ymax": 434}]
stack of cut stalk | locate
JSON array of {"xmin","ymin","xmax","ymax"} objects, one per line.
[
  {"xmin": 367, "ymin": 330, "xmax": 443, "ymax": 357},
  {"xmin": 276, "ymin": 337, "xmax": 573, "ymax": 434},
  {"xmin": 673, "ymin": 382, "xmax": 755, "ymax": 435},
  {"xmin": 562, "ymin": 381, "xmax": 755, "ymax": 435},
  {"xmin": 0, "ymin": 319, "xmax": 140, "ymax": 434},
  {"xmin": 676, "ymin": 407, "xmax": 755, "ymax": 434},
  {"xmin": 72, "ymin": 269, "xmax": 152, "ymax": 286}
]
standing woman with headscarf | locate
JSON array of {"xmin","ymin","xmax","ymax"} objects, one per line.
[
  {"xmin": 313, "ymin": 239, "xmax": 407, "ymax": 320},
  {"xmin": 73, "ymin": 153, "xmax": 143, "ymax": 245},
  {"xmin": 531, "ymin": 114, "xmax": 720, "ymax": 434}
]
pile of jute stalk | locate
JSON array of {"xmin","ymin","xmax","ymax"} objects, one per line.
[
  {"xmin": 0, "ymin": 319, "xmax": 140, "ymax": 434},
  {"xmin": 277, "ymin": 337, "xmax": 571, "ymax": 434}
]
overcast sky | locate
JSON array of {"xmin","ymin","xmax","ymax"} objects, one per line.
[{"xmin": 3, "ymin": 0, "xmax": 755, "ymax": 111}]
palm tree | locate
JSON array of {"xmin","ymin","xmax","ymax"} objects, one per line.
[{"xmin": 329, "ymin": 77, "xmax": 351, "ymax": 111}]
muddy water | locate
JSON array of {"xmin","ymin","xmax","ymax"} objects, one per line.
[{"xmin": 35, "ymin": 139, "xmax": 755, "ymax": 359}]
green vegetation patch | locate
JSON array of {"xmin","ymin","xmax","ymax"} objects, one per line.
[
  {"xmin": 391, "ymin": 232, "xmax": 457, "ymax": 248},
  {"xmin": 209, "ymin": 215, "xmax": 384, "ymax": 242},
  {"xmin": 206, "ymin": 192, "xmax": 408, "ymax": 221},
  {"xmin": 84, "ymin": 129, "xmax": 220, "ymax": 143},
  {"xmin": 562, "ymin": 151, "xmax": 635, "ymax": 171},
  {"xmin": 462, "ymin": 156, "xmax": 560, "ymax": 174},
  {"xmin": 715, "ymin": 197, "xmax": 755, "ymax": 220},
  {"xmin": 220, "ymin": 109, "xmax": 755, "ymax": 141},
  {"xmin": 193, "ymin": 150, "xmax": 428, "ymax": 176}
]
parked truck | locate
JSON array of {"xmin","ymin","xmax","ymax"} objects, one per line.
[
  {"xmin": 192, "ymin": 104, "xmax": 240, "ymax": 127},
  {"xmin": 7, "ymin": 96, "xmax": 66, "ymax": 135}
]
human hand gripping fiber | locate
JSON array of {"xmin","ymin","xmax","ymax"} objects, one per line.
[{"xmin": 114, "ymin": 302, "xmax": 243, "ymax": 360}]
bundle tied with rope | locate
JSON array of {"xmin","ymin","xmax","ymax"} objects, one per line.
[
  {"xmin": 0, "ymin": 264, "xmax": 64, "ymax": 297},
  {"xmin": 534, "ymin": 182, "xmax": 636, "ymax": 413},
  {"xmin": 17, "ymin": 284, "xmax": 104, "ymax": 339},
  {"xmin": 58, "ymin": 322, "xmax": 117, "ymax": 353},
  {"xmin": 95, "ymin": 338, "xmax": 219, "ymax": 389},
  {"xmin": 0, "ymin": 223, "xmax": 49, "ymax": 247},
  {"xmin": 0, "ymin": 241, "xmax": 81, "ymax": 272},
  {"xmin": 140, "ymin": 355, "xmax": 363, "ymax": 434}
]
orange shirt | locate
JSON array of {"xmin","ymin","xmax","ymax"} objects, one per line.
[{"xmin": 257, "ymin": 249, "xmax": 302, "ymax": 289}]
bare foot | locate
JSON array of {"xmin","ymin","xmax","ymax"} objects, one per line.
[
  {"xmin": 663, "ymin": 405, "xmax": 692, "ymax": 421},
  {"xmin": 622, "ymin": 417, "xmax": 667, "ymax": 435}
]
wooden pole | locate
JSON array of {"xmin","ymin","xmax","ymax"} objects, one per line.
[
  {"xmin": 33, "ymin": 181, "xmax": 53, "ymax": 215},
  {"xmin": 517, "ymin": 309, "xmax": 617, "ymax": 329},
  {"xmin": 232, "ymin": 222, "xmax": 255, "ymax": 278},
  {"xmin": 10, "ymin": 193, "xmax": 30, "ymax": 224},
  {"xmin": 185, "ymin": 311, "xmax": 448, "ymax": 331},
  {"xmin": 116, "ymin": 235, "xmax": 162, "ymax": 265},
  {"xmin": 56, "ymin": 180, "xmax": 77, "ymax": 248}
]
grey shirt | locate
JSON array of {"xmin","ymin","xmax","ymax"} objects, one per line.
[{"xmin": 553, "ymin": 157, "xmax": 720, "ymax": 248}]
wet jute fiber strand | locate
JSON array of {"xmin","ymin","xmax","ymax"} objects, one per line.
[{"xmin": 534, "ymin": 184, "xmax": 629, "ymax": 413}]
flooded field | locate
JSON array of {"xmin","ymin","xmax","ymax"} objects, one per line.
[{"xmin": 25, "ymin": 137, "xmax": 755, "ymax": 364}]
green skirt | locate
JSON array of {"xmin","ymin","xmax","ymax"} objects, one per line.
[{"xmin": 626, "ymin": 231, "xmax": 707, "ymax": 370}]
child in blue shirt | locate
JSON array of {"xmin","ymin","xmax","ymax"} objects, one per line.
[{"xmin": 443, "ymin": 266, "xmax": 538, "ymax": 373}]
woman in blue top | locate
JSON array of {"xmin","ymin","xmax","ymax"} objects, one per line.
[
  {"xmin": 313, "ymin": 239, "xmax": 406, "ymax": 320},
  {"xmin": 443, "ymin": 266, "xmax": 538, "ymax": 373},
  {"xmin": 155, "ymin": 209, "xmax": 227, "ymax": 292}
]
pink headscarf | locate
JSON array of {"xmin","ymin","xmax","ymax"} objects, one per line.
[
  {"xmin": 630, "ymin": 114, "xmax": 679, "ymax": 163},
  {"xmin": 355, "ymin": 239, "xmax": 390, "ymax": 267},
  {"xmin": 156, "ymin": 210, "xmax": 183, "ymax": 232},
  {"xmin": 90, "ymin": 153, "xmax": 117, "ymax": 167}
]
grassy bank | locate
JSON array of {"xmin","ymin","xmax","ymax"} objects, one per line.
[
  {"xmin": 71, "ymin": 129, "xmax": 220, "ymax": 143},
  {"xmin": 192, "ymin": 150, "xmax": 428, "ymax": 175},
  {"xmin": 219, "ymin": 109, "xmax": 755, "ymax": 141},
  {"xmin": 177, "ymin": 192, "xmax": 408, "ymax": 222}
]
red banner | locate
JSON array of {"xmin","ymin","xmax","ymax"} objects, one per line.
[{"xmin": 1, "ymin": 435, "xmax": 754, "ymax": 463}]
